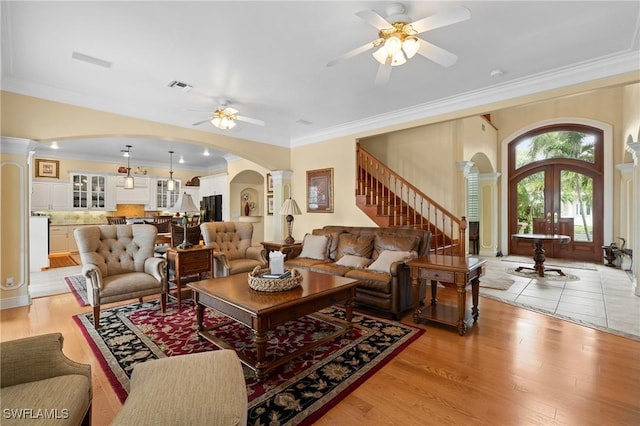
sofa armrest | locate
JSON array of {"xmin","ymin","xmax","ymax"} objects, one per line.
[
  {"xmin": 144, "ymin": 256, "xmax": 167, "ymax": 287},
  {"xmin": 0, "ymin": 333, "xmax": 91, "ymax": 389}
]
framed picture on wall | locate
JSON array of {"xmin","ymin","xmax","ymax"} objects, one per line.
[
  {"xmin": 267, "ymin": 195, "xmax": 274, "ymax": 215},
  {"xmin": 266, "ymin": 173, "xmax": 274, "ymax": 193},
  {"xmin": 306, "ymin": 168, "xmax": 333, "ymax": 213},
  {"xmin": 35, "ymin": 159, "xmax": 60, "ymax": 179}
]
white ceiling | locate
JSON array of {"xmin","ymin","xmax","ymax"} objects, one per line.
[{"xmin": 2, "ymin": 1, "xmax": 639, "ymax": 172}]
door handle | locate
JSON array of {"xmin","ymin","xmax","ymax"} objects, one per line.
[{"xmin": 546, "ymin": 212, "xmax": 552, "ymax": 224}]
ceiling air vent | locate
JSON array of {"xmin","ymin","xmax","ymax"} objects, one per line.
[{"xmin": 168, "ymin": 80, "xmax": 193, "ymax": 92}]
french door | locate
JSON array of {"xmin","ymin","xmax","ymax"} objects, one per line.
[{"xmin": 508, "ymin": 125, "xmax": 603, "ymax": 262}]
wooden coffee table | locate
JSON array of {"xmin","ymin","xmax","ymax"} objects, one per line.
[{"xmin": 188, "ymin": 270, "xmax": 359, "ymax": 381}]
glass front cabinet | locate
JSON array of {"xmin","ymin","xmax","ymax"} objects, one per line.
[
  {"xmin": 71, "ymin": 173, "xmax": 108, "ymax": 209},
  {"xmin": 155, "ymin": 178, "xmax": 181, "ymax": 210}
]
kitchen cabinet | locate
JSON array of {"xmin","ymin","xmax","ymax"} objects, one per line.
[
  {"xmin": 29, "ymin": 216, "xmax": 50, "ymax": 271},
  {"xmin": 115, "ymin": 175, "xmax": 151, "ymax": 204},
  {"xmin": 154, "ymin": 178, "xmax": 181, "ymax": 210},
  {"xmin": 49, "ymin": 225, "xmax": 68, "ymax": 253},
  {"xmin": 31, "ymin": 181, "xmax": 70, "ymax": 211},
  {"xmin": 71, "ymin": 173, "xmax": 110, "ymax": 209}
]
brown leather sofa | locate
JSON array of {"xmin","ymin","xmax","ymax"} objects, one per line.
[{"xmin": 285, "ymin": 226, "xmax": 432, "ymax": 319}]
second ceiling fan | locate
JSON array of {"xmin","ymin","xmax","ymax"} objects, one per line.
[
  {"xmin": 327, "ymin": 3, "xmax": 471, "ymax": 85},
  {"xmin": 192, "ymin": 100, "xmax": 265, "ymax": 130}
]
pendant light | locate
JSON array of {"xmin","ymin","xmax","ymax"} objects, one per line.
[
  {"xmin": 167, "ymin": 150, "xmax": 175, "ymax": 191},
  {"xmin": 123, "ymin": 145, "xmax": 134, "ymax": 189}
]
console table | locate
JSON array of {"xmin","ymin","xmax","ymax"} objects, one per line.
[
  {"xmin": 511, "ymin": 233, "xmax": 571, "ymax": 277},
  {"xmin": 166, "ymin": 245, "xmax": 214, "ymax": 309},
  {"xmin": 407, "ymin": 255, "xmax": 486, "ymax": 336}
]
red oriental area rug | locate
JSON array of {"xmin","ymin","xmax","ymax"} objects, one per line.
[{"xmin": 74, "ymin": 299, "xmax": 422, "ymax": 425}]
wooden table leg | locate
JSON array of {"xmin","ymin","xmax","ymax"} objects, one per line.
[
  {"xmin": 430, "ymin": 279, "xmax": 438, "ymax": 305},
  {"xmin": 471, "ymin": 276, "xmax": 480, "ymax": 322},
  {"xmin": 411, "ymin": 275, "xmax": 421, "ymax": 323},
  {"xmin": 195, "ymin": 300, "xmax": 204, "ymax": 332},
  {"xmin": 533, "ymin": 240, "xmax": 546, "ymax": 277},
  {"xmin": 255, "ymin": 330, "xmax": 268, "ymax": 382},
  {"xmin": 456, "ymin": 281, "xmax": 467, "ymax": 336}
]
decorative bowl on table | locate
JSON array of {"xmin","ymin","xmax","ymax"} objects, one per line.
[{"xmin": 248, "ymin": 267, "xmax": 302, "ymax": 292}]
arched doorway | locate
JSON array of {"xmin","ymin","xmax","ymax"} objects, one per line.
[{"xmin": 508, "ymin": 124, "xmax": 604, "ymax": 262}]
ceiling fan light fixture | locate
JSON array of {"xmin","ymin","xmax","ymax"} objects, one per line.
[
  {"xmin": 372, "ymin": 46, "xmax": 389, "ymax": 64},
  {"xmin": 402, "ymin": 36, "xmax": 419, "ymax": 58},
  {"xmin": 211, "ymin": 108, "xmax": 237, "ymax": 130},
  {"xmin": 390, "ymin": 50, "xmax": 407, "ymax": 66},
  {"xmin": 383, "ymin": 35, "xmax": 402, "ymax": 55}
]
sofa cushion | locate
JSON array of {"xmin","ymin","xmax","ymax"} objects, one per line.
[
  {"xmin": 335, "ymin": 254, "xmax": 373, "ymax": 269},
  {"xmin": 373, "ymin": 233, "xmax": 421, "ymax": 260},
  {"xmin": 312, "ymin": 229, "xmax": 344, "ymax": 260},
  {"xmin": 286, "ymin": 257, "xmax": 330, "ymax": 269},
  {"xmin": 309, "ymin": 263, "xmax": 351, "ymax": 276},
  {"xmin": 299, "ymin": 234, "xmax": 331, "ymax": 260},
  {"xmin": 344, "ymin": 268, "xmax": 392, "ymax": 293},
  {"xmin": 336, "ymin": 234, "xmax": 374, "ymax": 260},
  {"xmin": 367, "ymin": 250, "xmax": 417, "ymax": 273}
]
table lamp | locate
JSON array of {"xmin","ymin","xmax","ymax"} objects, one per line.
[
  {"xmin": 173, "ymin": 192, "xmax": 200, "ymax": 249},
  {"xmin": 280, "ymin": 198, "xmax": 302, "ymax": 244}
]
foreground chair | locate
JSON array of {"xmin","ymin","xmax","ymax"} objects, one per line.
[
  {"xmin": 112, "ymin": 350, "xmax": 247, "ymax": 426},
  {"xmin": 200, "ymin": 221, "xmax": 267, "ymax": 277},
  {"xmin": 74, "ymin": 224, "xmax": 167, "ymax": 328},
  {"xmin": 0, "ymin": 333, "xmax": 92, "ymax": 426}
]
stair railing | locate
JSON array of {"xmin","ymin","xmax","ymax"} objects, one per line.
[{"xmin": 356, "ymin": 144, "xmax": 466, "ymax": 256}]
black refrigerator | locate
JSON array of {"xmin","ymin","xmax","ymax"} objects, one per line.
[{"xmin": 201, "ymin": 195, "xmax": 222, "ymax": 222}]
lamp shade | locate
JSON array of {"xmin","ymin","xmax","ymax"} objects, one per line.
[
  {"xmin": 172, "ymin": 192, "xmax": 199, "ymax": 214},
  {"xmin": 280, "ymin": 198, "xmax": 302, "ymax": 216}
]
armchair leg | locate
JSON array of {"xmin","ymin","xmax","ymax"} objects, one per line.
[
  {"xmin": 160, "ymin": 293, "xmax": 167, "ymax": 313},
  {"xmin": 93, "ymin": 306, "xmax": 100, "ymax": 328}
]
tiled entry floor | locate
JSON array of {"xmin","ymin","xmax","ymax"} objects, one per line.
[{"xmin": 481, "ymin": 256, "xmax": 639, "ymax": 338}]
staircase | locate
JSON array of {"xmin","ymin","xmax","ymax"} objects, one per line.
[{"xmin": 356, "ymin": 144, "xmax": 466, "ymax": 256}]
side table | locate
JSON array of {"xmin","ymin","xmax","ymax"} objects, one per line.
[
  {"xmin": 407, "ymin": 255, "xmax": 486, "ymax": 336},
  {"xmin": 166, "ymin": 245, "xmax": 214, "ymax": 310},
  {"xmin": 260, "ymin": 241, "xmax": 303, "ymax": 265}
]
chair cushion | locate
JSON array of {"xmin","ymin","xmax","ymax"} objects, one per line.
[
  {"xmin": 112, "ymin": 351, "xmax": 247, "ymax": 426},
  {"xmin": 100, "ymin": 272, "xmax": 163, "ymax": 299},
  {"xmin": 1, "ymin": 375, "xmax": 91, "ymax": 426}
]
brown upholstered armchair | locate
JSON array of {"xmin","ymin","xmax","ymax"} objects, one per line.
[
  {"xmin": 74, "ymin": 224, "xmax": 167, "ymax": 328},
  {"xmin": 0, "ymin": 333, "xmax": 92, "ymax": 426},
  {"xmin": 200, "ymin": 221, "xmax": 267, "ymax": 277}
]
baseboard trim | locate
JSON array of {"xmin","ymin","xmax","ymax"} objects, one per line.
[{"xmin": 0, "ymin": 293, "xmax": 31, "ymax": 310}]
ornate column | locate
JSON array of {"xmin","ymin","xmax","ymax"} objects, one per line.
[
  {"xmin": 478, "ymin": 172, "xmax": 501, "ymax": 256},
  {"xmin": 624, "ymin": 139, "xmax": 639, "ymax": 296},
  {"xmin": 270, "ymin": 170, "xmax": 292, "ymax": 242}
]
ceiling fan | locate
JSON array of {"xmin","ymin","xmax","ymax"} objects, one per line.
[
  {"xmin": 327, "ymin": 3, "xmax": 470, "ymax": 85},
  {"xmin": 191, "ymin": 100, "xmax": 265, "ymax": 130}
]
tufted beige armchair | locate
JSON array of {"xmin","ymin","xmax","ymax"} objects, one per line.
[
  {"xmin": 200, "ymin": 221, "xmax": 267, "ymax": 277},
  {"xmin": 74, "ymin": 224, "xmax": 167, "ymax": 328}
]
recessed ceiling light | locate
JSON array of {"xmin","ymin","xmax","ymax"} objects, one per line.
[
  {"xmin": 50, "ymin": 141, "xmax": 59, "ymax": 150},
  {"xmin": 203, "ymin": 148, "xmax": 210, "ymax": 156},
  {"xmin": 490, "ymin": 68, "xmax": 504, "ymax": 77},
  {"xmin": 179, "ymin": 156, "xmax": 185, "ymax": 164}
]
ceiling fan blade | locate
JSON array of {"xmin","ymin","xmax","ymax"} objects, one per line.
[
  {"xmin": 236, "ymin": 115, "xmax": 265, "ymax": 126},
  {"xmin": 416, "ymin": 39, "xmax": 458, "ymax": 67},
  {"xmin": 327, "ymin": 39, "xmax": 381, "ymax": 67},
  {"xmin": 409, "ymin": 6, "xmax": 471, "ymax": 34},
  {"xmin": 374, "ymin": 59, "xmax": 392, "ymax": 86},
  {"xmin": 356, "ymin": 9, "xmax": 393, "ymax": 30},
  {"xmin": 192, "ymin": 117, "xmax": 213, "ymax": 126}
]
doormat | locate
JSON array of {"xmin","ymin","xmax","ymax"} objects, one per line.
[
  {"xmin": 506, "ymin": 267, "xmax": 580, "ymax": 281},
  {"xmin": 73, "ymin": 299, "xmax": 423, "ymax": 425},
  {"xmin": 64, "ymin": 275, "xmax": 89, "ymax": 306},
  {"xmin": 48, "ymin": 254, "xmax": 79, "ymax": 269}
]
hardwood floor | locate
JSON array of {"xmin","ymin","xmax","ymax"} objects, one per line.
[{"xmin": 1, "ymin": 288, "xmax": 638, "ymax": 425}]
